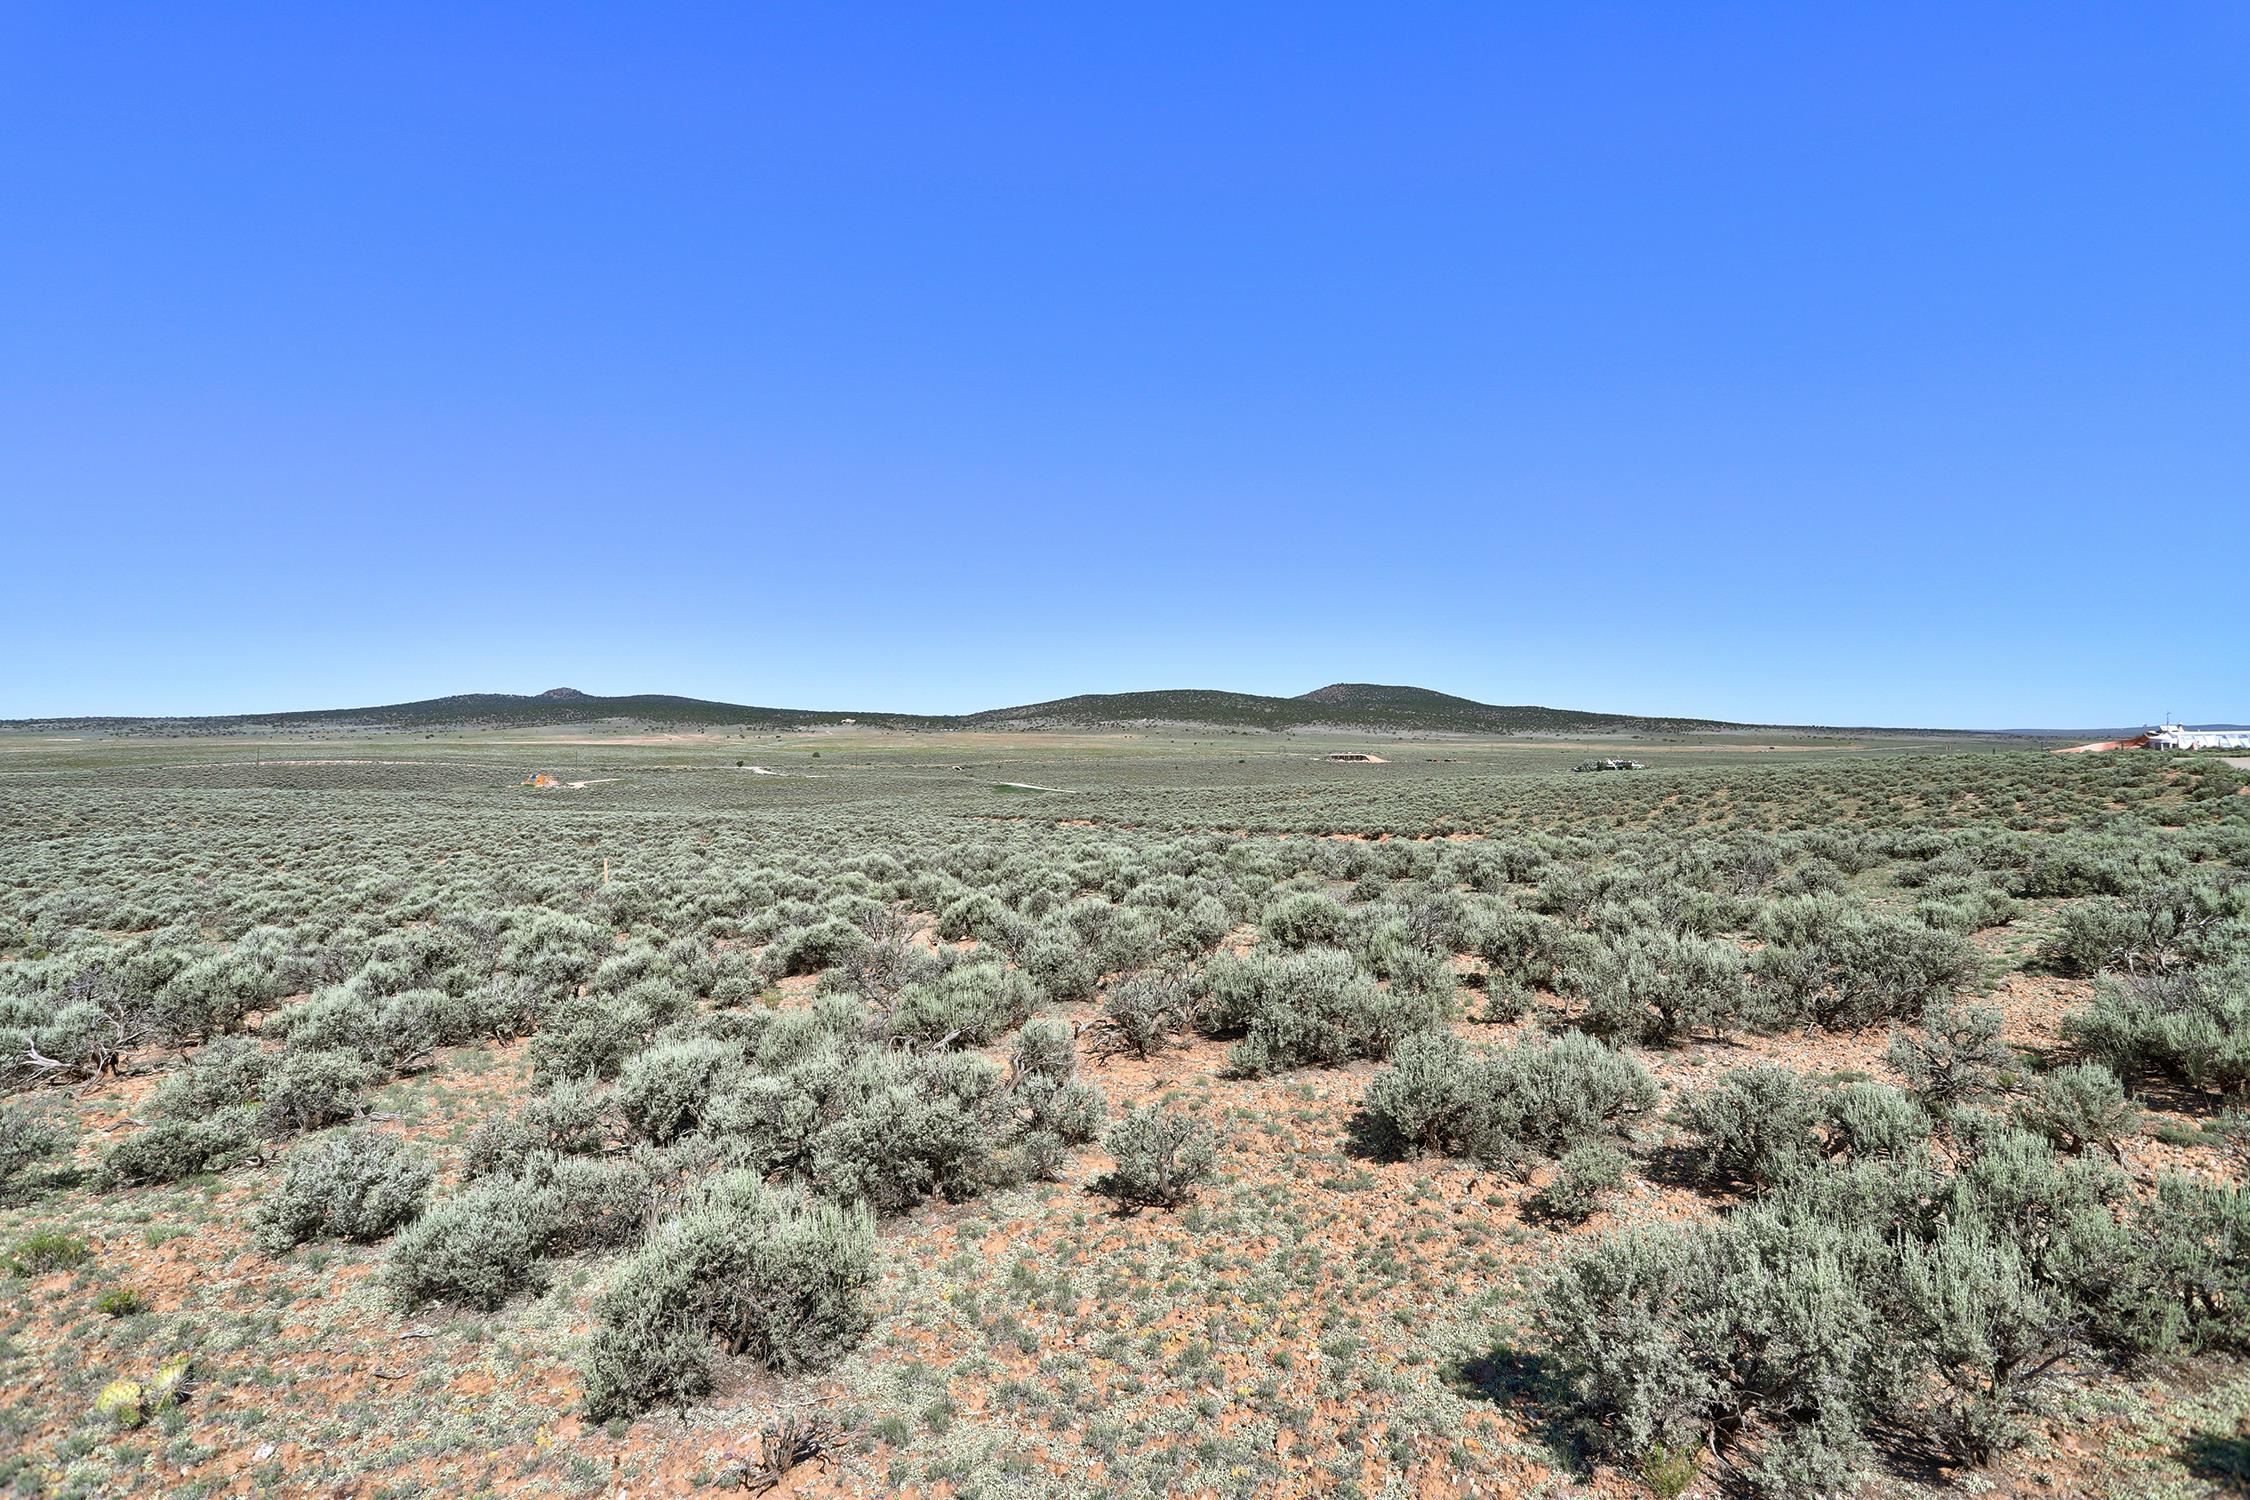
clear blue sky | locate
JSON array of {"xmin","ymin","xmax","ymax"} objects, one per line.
[{"xmin": 4, "ymin": 5, "xmax": 2244, "ymax": 728}]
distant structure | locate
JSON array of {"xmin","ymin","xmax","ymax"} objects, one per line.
[
  {"xmin": 2147, "ymin": 725, "xmax": 2250, "ymax": 751},
  {"xmin": 1573, "ymin": 758, "xmax": 1645, "ymax": 772},
  {"xmin": 2059, "ymin": 725, "xmax": 2250, "ymax": 754}
]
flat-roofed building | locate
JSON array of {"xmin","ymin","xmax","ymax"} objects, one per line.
[{"xmin": 2147, "ymin": 725, "xmax": 2250, "ymax": 750}]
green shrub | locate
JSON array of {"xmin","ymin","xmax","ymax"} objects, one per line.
[
  {"xmin": 1099, "ymin": 970, "xmax": 1192, "ymax": 1058},
  {"xmin": 2063, "ymin": 961, "xmax": 2250, "ymax": 1096},
  {"xmin": 1754, "ymin": 900, "xmax": 1977, "ymax": 1030},
  {"xmin": 1097, "ymin": 1107, "xmax": 1217, "ymax": 1209},
  {"xmin": 614, "ymin": 1038, "xmax": 744, "ymax": 1145},
  {"xmin": 255, "ymin": 1130, "xmax": 434, "ymax": 1252},
  {"xmin": 1636, "ymin": 1442, "xmax": 1701, "ymax": 1500},
  {"xmin": 96, "ymin": 1286, "xmax": 148, "ymax": 1317},
  {"xmin": 1565, "ymin": 928, "xmax": 1748, "ymax": 1045},
  {"xmin": 0, "ymin": 1102, "xmax": 65, "ymax": 1194},
  {"xmin": 9, "ymin": 1228, "xmax": 93, "ymax": 1275},
  {"xmin": 2015, "ymin": 1063, "xmax": 2136, "ymax": 1157},
  {"xmin": 383, "ymin": 1174, "xmax": 558, "ymax": 1311},
  {"xmin": 1528, "ymin": 1143, "xmax": 1627, "ymax": 1224},
  {"xmin": 888, "ymin": 960, "xmax": 1039, "ymax": 1047},
  {"xmin": 258, "ymin": 1048, "xmax": 374, "ymax": 1135},
  {"xmin": 1888, "ymin": 1001, "xmax": 2010, "ymax": 1118},
  {"xmin": 582, "ymin": 1173, "xmax": 876, "ymax": 1419},
  {"xmin": 99, "ymin": 1109, "xmax": 257, "ymax": 1185},
  {"xmin": 148, "ymin": 1036, "xmax": 269, "ymax": 1119},
  {"xmin": 1670, "ymin": 1066, "xmax": 1825, "ymax": 1192},
  {"xmin": 1202, "ymin": 947, "xmax": 1444, "ymax": 1077}
]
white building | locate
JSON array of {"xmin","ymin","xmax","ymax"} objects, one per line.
[{"xmin": 2147, "ymin": 725, "xmax": 2250, "ymax": 751}]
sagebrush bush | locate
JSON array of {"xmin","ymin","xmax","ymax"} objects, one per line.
[
  {"xmin": 803, "ymin": 1048, "xmax": 1012, "ymax": 1212},
  {"xmin": 582, "ymin": 1173, "xmax": 875, "ymax": 1419},
  {"xmin": 1535, "ymin": 1209, "xmax": 1883, "ymax": 1496},
  {"xmin": 1099, "ymin": 970, "xmax": 1192, "ymax": 1057},
  {"xmin": 100, "ymin": 1109, "xmax": 257, "ymax": 1186},
  {"xmin": 267, "ymin": 985, "xmax": 439, "ymax": 1070},
  {"xmin": 1202, "ymin": 946, "xmax": 1444, "ymax": 1076},
  {"xmin": 887, "ymin": 959, "xmax": 1039, "ymax": 1046},
  {"xmin": 384, "ymin": 1174, "xmax": 558, "ymax": 1311},
  {"xmin": 1888, "ymin": 1001, "xmax": 2010, "ymax": 1118},
  {"xmin": 2064, "ymin": 961, "xmax": 2250, "ymax": 1096},
  {"xmin": 0, "ymin": 1103, "xmax": 64, "ymax": 1194},
  {"xmin": 2015, "ymin": 1062, "xmax": 2136, "ymax": 1157},
  {"xmin": 614, "ymin": 1038, "xmax": 744, "ymax": 1145},
  {"xmin": 1528, "ymin": 1143, "xmax": 1627, "ymax": 1224},
  {"xmin": 1566, "ymin": 928, "xmax": 1749, "ymax": 1045},
  {"xmin": 1891, "ymin": 1220, "xmax": 2080, "ymax": 1465},
  {"xmin": 258, "ymin": 1048, "xmax": 374, "ymax": 1135},
  {"xmin": 1098, "ymin": 1107, "xmax": 1216, "ymax": 1209},
  {"xmin": 1261, "ymin": 890, "xmax": 1350, "ymax": 950},
  {"xmin": 2039, "ymin": 883, "xmax": 2248, "ymax": 978},
  {"xmin": 148, "ymin": 1035, "xmax": 269, "ymax": 1119},
  {"xmin": 1357, "ymin": 1028, "xmax": 1656, "ymax": 1178},
  {"xmin": 530, "ymin": 990, "xmax": 671, "ymax": 1085},
  {"xmin": 1357, "ymin": 1030, "xmax": 1482, "ymax": 1157},
  {"xmin": 1472, "ymin": 1030, "xmax": 1658, "ymax": 1180},
  {"xmin": 1019, "ymin": 924, "xmax": 1102, "ymax": 1004},
  {"xmin": 255, "ymin": 1130, "xmax": 433, "ymax": 1252},
  {"xmin": 762, "ymin": 917, "xmax": 868, "ymax": 980},
  {"xmin": 1754, "ymin": 899, "xmax": 1977, "ymax": 1030},
  {"xmin": 465, "ymin": 1079, "xmax": 612, "ymax": 1177},
  {"xmin": 1670, "ymin": 1066, "xmax": 1825, "ymax": 1191}
]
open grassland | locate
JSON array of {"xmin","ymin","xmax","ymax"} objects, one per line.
[{"xmin": 1, "ymin": 731, "xmax": 2246, "ymax": 1498}]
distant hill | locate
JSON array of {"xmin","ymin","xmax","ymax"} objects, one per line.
[
  {"xmin": 1292, "ymin": 683, "xmax": 1736, "ymax": 735},
  {"xmin": 4, "ymin": 683, "xmax": 2009, "ymax": 738},
  {"xmin": 964, "ymin": 684, "xmax": 1737, "ymax": 735},
  {"xmin": 10, "ymin": 691, "xmax": 934, "ymax": 735}
]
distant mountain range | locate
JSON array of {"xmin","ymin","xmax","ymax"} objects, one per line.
[{"xmin": 2, "ymin": 683, "xmax": 2029, "ymax": 738}]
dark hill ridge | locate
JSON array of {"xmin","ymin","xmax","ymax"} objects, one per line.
[
  {"xmin": 1289, "ymin": 683, "xmax": 1735, "ymax": 735},
  {"xmin": 960, "ymin": 685, "xmax": 1734, "ymax": 735},
  {"xmin": 4, "ymin": 686, "xmax": 2008, "ymax": 738},
  {"xmin": 8, "ymin": 693, "xmax": 913, "ymax": 735}
]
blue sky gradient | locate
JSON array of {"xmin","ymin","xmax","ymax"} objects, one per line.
[{"xmin": 4, "ymin": 4, "xmax": 2244, "ymax": 727}]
